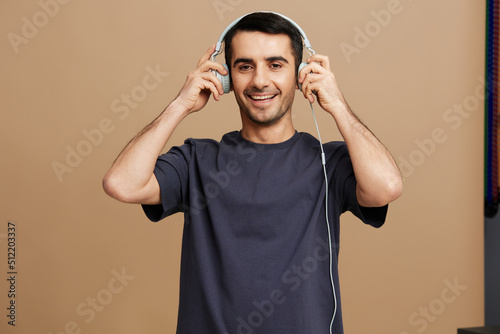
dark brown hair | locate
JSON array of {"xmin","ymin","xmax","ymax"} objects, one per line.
[{"xmin": 223, "ymin": 12, "xmax": 304, "ymax": 75}]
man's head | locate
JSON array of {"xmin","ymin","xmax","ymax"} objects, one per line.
[
  {"xmin": 221, "ymin": 12, "xmax": 305, "ymax": 131},
  {"xmin": 223, "ymin": 12, "xmax": 304, "ymax": 76}
]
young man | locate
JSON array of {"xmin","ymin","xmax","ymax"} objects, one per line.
[{"xmin": 103, "ymin": 12, "xmax": 402, "ymax": 334}]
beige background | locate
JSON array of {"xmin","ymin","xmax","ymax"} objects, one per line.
[{"xmin": 0, "ymin": 0, "xmax": 485, "ymax": 333}]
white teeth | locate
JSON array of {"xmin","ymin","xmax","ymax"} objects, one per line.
[{"xmin": 250, "ymin": 95, "xmax": 275, "ymax": 100}]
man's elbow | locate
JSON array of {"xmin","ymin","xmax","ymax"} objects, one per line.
[
  {"xmin": 102, "ymin": 172, "xmax": 161, "ymax": 205},
  {"xmin": 103, "ymin": 173, "xmax": 121, "ymax": 201},
  {"xmin": 102, "ymin": 172, "xmax": 133, "ymax": 203},
  {"xmin": 358, "ymin": 176, "xmax": 403, "ymax": 207},
  {"xmin": 384, "ymin": 176, "xmax": 403, "ymax": 204}
]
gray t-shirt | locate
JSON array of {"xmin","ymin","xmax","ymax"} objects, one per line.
[{"xmin": 143, "ymin": 131, "xmax": 387, "ymax": 334}]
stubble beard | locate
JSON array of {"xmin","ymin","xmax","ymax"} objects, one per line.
[{"xmin": 237, "ymin": 91, "xmax": 295, "ymax": 126}]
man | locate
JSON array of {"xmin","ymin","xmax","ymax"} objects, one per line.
[{"xmin": 103, "ymin": 12, "xmax": 402, "ymax": 334}]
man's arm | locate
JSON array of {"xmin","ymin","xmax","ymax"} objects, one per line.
[
  {"xmin": 298, "ymin": 54, "xmax": 403, "ymax": 207},
  {"xmin": 102, "ymin": 45, "xmax": 227, "ymax": 205}
]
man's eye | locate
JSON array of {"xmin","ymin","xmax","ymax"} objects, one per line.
[
  {"xmin": 239, "ymin": 65, "xmax": 251, "ymax": 71},
  {"xmin": 270, "ymin": 63, "xmax": 282, "ymax": 69}
]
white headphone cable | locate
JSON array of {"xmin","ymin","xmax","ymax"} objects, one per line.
[{"xmin": 309, "ymin": 101, "xmax": 337, "ymax": 334}]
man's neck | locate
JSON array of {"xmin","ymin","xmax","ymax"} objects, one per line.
[{"xmin": 240, "ymin": 119, "xmax": 296, "ymax": 144}]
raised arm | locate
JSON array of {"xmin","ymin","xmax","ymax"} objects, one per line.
[
  {"xmin": 102, "ymin": 45, "xmax": 227, "ymax": 205},
  {"xmin": 298, "ymin": 54, "xmax": 403, "ymax": 207}
]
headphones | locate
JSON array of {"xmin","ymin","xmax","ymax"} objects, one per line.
[{"xmin": 210, "ymin": 11, "xmax": 316, "ymax": 94}]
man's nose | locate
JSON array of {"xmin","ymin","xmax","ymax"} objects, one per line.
[{"xmin": 250, "ymin": 65, "xmax": 270, "ymax": 89}]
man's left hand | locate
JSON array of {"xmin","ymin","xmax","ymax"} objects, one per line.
[{"xmin": 298, "ymin": 54, "xmax": 346, "ymax": 115}]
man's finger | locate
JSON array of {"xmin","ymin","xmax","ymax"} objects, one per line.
[
  {"xmin": 307, "ymin": 54, "xmax": 331, "ymax": 70},
  {"xmin": 197, "ymin": 45, "xmax": 217, "ymax": 67}
]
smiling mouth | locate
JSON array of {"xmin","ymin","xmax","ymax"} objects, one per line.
[{"xmin": 248, "ymin": 94, "xmax": 277, "ymax": 101}]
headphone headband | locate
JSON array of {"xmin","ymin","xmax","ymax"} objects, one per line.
[
  {"xmin": 210, "ymin": 11, "xmax": 315, "ymax": 94},
  {"xmin": 211, "ymin": 11, "xmax": 315, "ymax": 60}
]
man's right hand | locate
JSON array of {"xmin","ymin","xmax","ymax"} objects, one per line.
[
  {"xmin": 174, "ymin": 45, "xmax": 228, "ymax": 115},
  {"xmin": 102, "ymin": 45, "xmax": 228, "ymax": 205}
]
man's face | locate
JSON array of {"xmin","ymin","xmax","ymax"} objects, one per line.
[{"xmin": 230, "ymin": 31, "xmax": 297, "ymax": 126}]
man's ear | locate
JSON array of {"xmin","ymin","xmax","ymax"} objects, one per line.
[{"xmin": 297, "ymin": 62, "xmax": 308, "ymax": 92}]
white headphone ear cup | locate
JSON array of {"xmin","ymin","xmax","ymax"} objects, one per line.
[
  {"xmin": 298, "ymin": 62, "xmax": 308, "ymax": 92},
  {"xmin": 221, "ymin": 64, "xmax": 231, "ymax": 94},
  {"xmin": 215, "ymin": 64, "xmax": 231, "ymax": 94}
]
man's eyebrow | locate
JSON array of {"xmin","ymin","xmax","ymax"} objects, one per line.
[
  {"xmin": 232, "ymin": 56, "xmax": 290, "ymax": 67},
  {"xmin": 266, "ymin": 56, "xmax": 289, "ymax": 63},
  {"xmin": 233, "ymin": 58, "xmax": 253, "ymax": 67}
]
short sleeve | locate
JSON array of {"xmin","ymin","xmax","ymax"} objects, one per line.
[
  {"xmin": 142, "ymin": 144, "xmax": 191, "ymax": 222},
  {"xmin": 342, "ymin": 173, "xmax": 388, "ymax": 228},
  {"xmin": 327, "ymin": 142, "xmax": 388, "ymax": 228}
]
